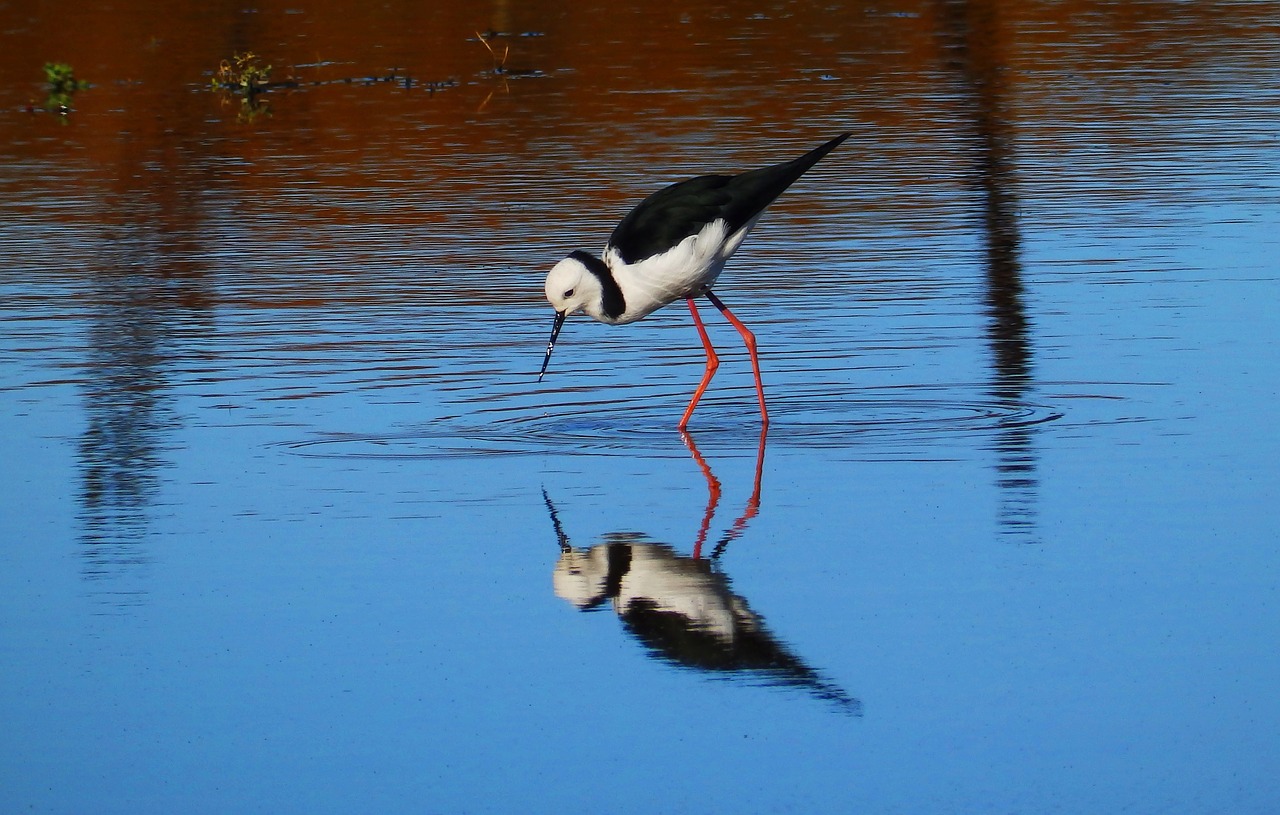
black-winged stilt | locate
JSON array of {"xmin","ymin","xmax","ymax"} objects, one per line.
[{"xmin": 539, "ymin": 132, "xmax": 852, "ymax": 430}]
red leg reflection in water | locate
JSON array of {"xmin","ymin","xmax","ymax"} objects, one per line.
[{"xmin": 681, "ymin": 426, "xmax": 767, "ymax": 560}]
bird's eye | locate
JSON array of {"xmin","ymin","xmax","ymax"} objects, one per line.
[{"xmin": 563, "ymin": 288, "xmax": 575, "ymax": 298}]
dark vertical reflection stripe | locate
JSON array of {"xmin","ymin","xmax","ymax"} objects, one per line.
[
  {"xmin": 937, "ymin": 0, "xmax": 1040, "ymax": 541},
  {"xmin": 76, "ymin": 179, "xmax": 216, "ymax": 608}
]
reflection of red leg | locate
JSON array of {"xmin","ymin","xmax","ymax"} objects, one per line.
[
  {"xmin": 680, "ymin": 431, "xmax": 722, "ymax": 560},
  {"xmin": 705, "ymin": 291, "xmax": 768, "ymax": 428},
  {"xmin": 718, "ymin": 425, "xmax": 767, "ymax": 553},
  {"xmin": 679, "ymin": 298, "xmax": 719, "ymax": 431}
]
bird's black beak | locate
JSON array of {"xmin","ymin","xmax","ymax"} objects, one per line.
[{"xmin": 538, "ymin": 310, "xmax": 567, "ymax": 381}]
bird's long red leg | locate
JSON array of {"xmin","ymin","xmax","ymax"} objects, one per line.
[
  {"xmin": 705, "ymin": 290, "xmax": 769, "ymax": 428},
  {"xmin": 679, "ymin": 298, "xmax": 719, "ymax": 430}
]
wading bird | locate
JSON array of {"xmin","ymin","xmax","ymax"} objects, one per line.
[{"xmin": 539, "ymin": 132, "xmax": 851, "ymax": 430}]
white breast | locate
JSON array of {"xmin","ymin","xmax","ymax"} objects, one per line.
[{"xmin": 604, "ymin": 218, "xmax": 758, "ymax": 325}]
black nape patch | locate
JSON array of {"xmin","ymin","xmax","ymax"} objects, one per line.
[{"xmin": 569, "ymin": 250, "xmax": 626, "ymax": 320}]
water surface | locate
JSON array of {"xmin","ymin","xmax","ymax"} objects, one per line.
[{"xmin": 2, "ymin": 1, "xmax": 1278, "ymax": 812}]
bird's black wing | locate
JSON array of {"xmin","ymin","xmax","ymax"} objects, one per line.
[
  {"xmin": 607, "ymin": 175, "xmax": 735, "ymax": 264},
  {"xmin": 607, "ymin": 132, "xmax": 851, "ymax": 265}
]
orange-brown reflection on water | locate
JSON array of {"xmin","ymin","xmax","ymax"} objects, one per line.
[
  {"xmin": 2, "ymin": 0, "xmax": 1272, "ymax": 371},
  {"xmin": 3, "ymin": 0, "xmax": 1273, "ymax": 246}
]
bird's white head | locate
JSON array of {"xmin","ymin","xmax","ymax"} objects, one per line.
[
  {"xmin": 544, "ymin": 254, "xmax": 605, "ymax": 320},
  {"xmin": 539, "ymin": 253, "xmax": 606, "ymax": 381}
]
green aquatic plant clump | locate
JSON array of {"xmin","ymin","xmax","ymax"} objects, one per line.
[
  {"xmin": 44, "ymin": 62, "xmax": 89, "ymax": 93},
  {"xmin": 212, "ymin": 51, "xmax": 272, "ymax": 93},
  {"xmin": 42, "ymin": 62, "xmax": 90, "ymax": 114}
]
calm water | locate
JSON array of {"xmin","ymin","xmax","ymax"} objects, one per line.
[{"xmin": 2, "ymin": 1, "xmax": 1279, "ymax": 812}]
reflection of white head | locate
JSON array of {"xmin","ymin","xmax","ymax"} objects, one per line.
[{"xmin": 552, "ymin": 546, "xmax": 613, "ymax": 609}]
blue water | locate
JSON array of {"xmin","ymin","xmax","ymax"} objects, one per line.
[{"xmin": 3, "ymin": 2, "xmax": 1279, "ymax": 812}]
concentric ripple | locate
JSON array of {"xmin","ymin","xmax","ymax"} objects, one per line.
[{"xmin": 281, "ymin": 382, "xmax": 1068, "ymax": 461}]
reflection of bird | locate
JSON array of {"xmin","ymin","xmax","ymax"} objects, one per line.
[
  {"xmin": 539, "ymin": 133, "xmax": 852, "ymax": 429},
  {"xmin": 544, "ymin": 493, "xmax": 860, "ymax": 715}
]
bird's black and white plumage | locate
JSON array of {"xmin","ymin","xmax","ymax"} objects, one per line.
[{"xmin": 540, "ymin": 132, "xmax": 851, "ymax": 429}]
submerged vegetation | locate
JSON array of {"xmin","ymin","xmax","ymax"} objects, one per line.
[
  {"xmin": 209, "ymin": 51, "xmax": 276, "ymax": 122},
  {"xmin": 475, "ymin": 31, "xmax": 544, "ymax": 78},
  {"xmin": 44, "ymin": 62, "xmax": 89, "ymax": 93},
  {"xmin": 41, "ymin": 61, "xmax": 90, "ymax": 114},
  {"xmin": 211, "ymin": 51, "xmax": 273, "ymax": 95},
  {"xmin": 29, "ymin": 32, "xmax": 546, "ymax": 124},
  {"xmin": 206, "ymin": 49, "xmax": 464, "ymax": 108},
  {"xmin": 208, "ymin": 52, "xmax": 274, "ymax": 122}
]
